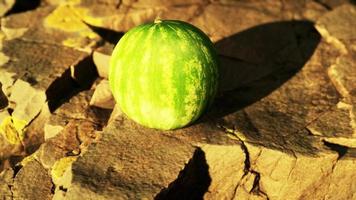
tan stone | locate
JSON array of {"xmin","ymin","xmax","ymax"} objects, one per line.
[
  {"xmin": 202, "ymin": 144, "xmax": 246, "ymax": 200},
  {"xmin": 93, "ymin": 50, "xmax": 110, "ymax": 78},
  {"xmin": 0, "ymin": 168, "xmax": 14, "ymax": 200},
  {"xmin": 90, "ymin": 79, "xmax": 115, "ymax": 109},
  {"xmin": 12, "ymin": 160, "xmax": 53, "ymax": 200},
  {"xmin": 65, "ymin": 118, "xmax": 198, "ymax": 199},
  {"xmin": 316, "ymin": 4, "xmax": 356, "ymax": 45},
  {"xmin": 1, "ymin": 6, "xmax": 101, "ymax": 50},
  {"xmin": 0, "ymin": 0, "xmax": 15, "ymax": 17}
]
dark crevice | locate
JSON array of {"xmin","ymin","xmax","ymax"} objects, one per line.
[
  {"xmin": 7, "ymin": 108, "xmax": 14, "ymax": 115},
  {"xmin": 5, "ymin": 0, "xmax": 41, "ymax": 16},
  {"xmin": 250, "ymin": 170, "xmax": 261, "ymax": 193},
  {"xmin": 155, "ymin": 147, "xmax": 211, "ymax": 200},
  {"xmin": 0, "ymin": 83, "xmax": 8, "ymax": 109},
  {"xmin": 12, "ymin": 163, "xmax": 22, "ymax": 178},
  {"xmin": 46, "ymin": 55, "xmax": 98, "ymax": 112},
  {"xmin": 240, "ymin": 142, "xmax": 250, "ymax": 174},
  {"xmin": 312, "ymin": 0, "xmax": 356, "ymax": 10},
  {"xmin": 312, "ymin": 0, "xmax": 332, "ymax": 10},
  {"xmin": 323, "ymin": 140, "xmax": 348, "ymax": 159},
  {"xmin": 50, "ymin": 180, "xmax": 56, "ymax": 194},
  {"xmin": 250, "ymin": 170, "xmax": 269, "ymax": 199},
  {"xmin": 116, "ymin": 0, "xmax": 122, "ymax": 8},
  {"xmin": 230, "ymin": 139, "xmax": 251, "ymax": 200},
  {"xmin": 59, "ymin": 185, "xmax": 68, "ymax": 192},
  {"xmin": 8, "ymin": 183, "xmax": 14, "ymax": 200}
]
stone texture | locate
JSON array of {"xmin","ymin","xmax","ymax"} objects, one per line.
[
  {"xmin": 0, "ymin": 37, "xmax": 95, "ymax": 167},
  {"xmin": 12, "ymin": 160, "xmax": 53, "ymax": 200},
  {"xmin": 307, "ymin": 4, "xmax": 356, "ymax": 148},
  {"xmin": 0, "ymin": 1, "xmax": 355, "ymax": 200},
  {"xmin": 0, "ymin": 2, "xmax": 100, "ymax": 180},
  {"xmin": 0, "ymin": 168, "xmax": 13, "ymax": 200},
  {"xmin": 90, "ymin": 79, "xmax": 115, "ymax": 109},
  {"xmin": 63, "ymin": 111, "xmax": 239, "ymax": 199},
  {"xmin": 93, "ymin": 50, "xmax": 111, "ymax": 78},
  {"xmin": 1, "ymin": 5, "xmax": 101, "ymax": 50},
  {"xmin": 316, "ymin": 4, "xmax": 356, "ymax": 46}
]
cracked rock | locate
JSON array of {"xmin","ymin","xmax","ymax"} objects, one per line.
[
  {"xmin": 1, "ymin": 5, "xmax": 101, "ymax": 50},
  {"xmin": 0, "ymin": 1, "xmax": 355, "ymax": 200},
  {"xmin": 65, "ymin": 118, "xmax": 197, "ymax": 199},
  {"xmin": 12, "ymin": 160, "xmax": 53, "ymax": 200},
  {"xmin": 316, "ymin": 4, "xmax": 356, "ymax": 52}
]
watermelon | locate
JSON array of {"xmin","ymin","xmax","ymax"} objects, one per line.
[{"xmin": 109, "ymin": 19, "xmax": 219, "ymax": 130}]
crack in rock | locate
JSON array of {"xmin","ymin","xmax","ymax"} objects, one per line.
[
  {"xmin": 312, "ymin": 0, "xmax": 332, "ymax": 11},
  {"xmin": 216, "ymin": 124, "xmax": 274, "ymax": 200},
  {"xmin": 323, "ymin": 140, "xmax": 348, "ymax": 159},
  {"xmin": 250, "ymin": 170, "xmax": 269, "ymax": 200},
  {"xmin": 0, "ymin": 83, "xmax": 8, "ymax": 109}
]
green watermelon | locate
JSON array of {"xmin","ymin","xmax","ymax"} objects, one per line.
[{"xmin": 109, "ymin": 19, "xmax": 219, "ymax": 130}]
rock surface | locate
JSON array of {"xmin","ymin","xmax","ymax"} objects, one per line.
[{"xmin": 0, "ymin": 0, "xmax": 356, "ymax": 200}]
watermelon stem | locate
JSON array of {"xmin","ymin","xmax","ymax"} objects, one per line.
[{"xmin": 154, "ymin": 18, "xmax": 162, "ymax": 24}]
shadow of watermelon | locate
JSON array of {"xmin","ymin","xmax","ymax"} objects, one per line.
[
  {"xmin": 207, "ymin": 20, "xmax": 321, "ymax": 120},
  {"xmin": 195, "ymin": 20, "xmax": 331, "ymax": 157}
]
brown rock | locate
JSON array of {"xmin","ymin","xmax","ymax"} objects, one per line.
[
  {"xmin": 90, "ymin": 79, "xmax": 115, "ymax": 109},
  {"xmin": 316, "ymin": 4, "xmax": 356, "ymax": 54},
  {"xmin": 38, "ymin": 121, "xmax": 82, "ymax": 169},
  {"xmin": 1, "ymin": 5, "xmax": 101, "ymax": 50},
  {"xmin": 328, "ymin": 52, "xmax": 356, "ymax": 100},
  {"xmin": 0, "ymin": 3, "xmax": 101, "ymax": 169},
  {"xmin": 0, "ymin": 36, "xmax": 95, "ymax": 167},
  {"xmin": 0, "ymin": 168, "xmax": 14, "ymax": 200},
  {"xmin": 39, "ymin": 89, "xmax": 108, "ymax": 169},
  {"xmin": 201, "ymin": 144, "xmax": 247, "ymax": 200},
  {"xmin": 9, "ymin": 79, "xmax": 46, "ymax": 128},
  {"xmin": 47, "ymin": 88, "xmax": 111, "ymax": 127},
  {"xmin": 316, "ymin": 4, "xmax": 356, "ymax": 42},
  {"xmin": 12, "ymin": 160, "xmax": 53, "ymax": 200},
  {"xmin": 307, "ymin": 102, "xmax": 355, "ymax": 138},
  {"xmin": 65, "ymin": 118, "xmax": 198, "ymax": 199},
  {"xmin": 93, "ymin": 50, "xmax": 111, "ymax": 78},
  {"xmin": 306, "ymin": 4, "xmax": 356, "ymax": 148}
]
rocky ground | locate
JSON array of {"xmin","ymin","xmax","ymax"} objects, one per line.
[{"xmin": 0, "ymin": 0, "xmax": 356, "ymax": 199}]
